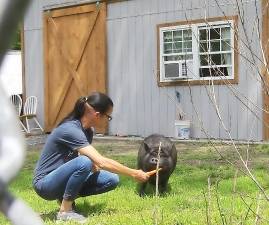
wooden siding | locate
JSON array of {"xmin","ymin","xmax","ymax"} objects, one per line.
[
  {"xmin": 23, "ymin": 0, "xmax": 263, "ymax": 140},
  {"xmin": 23, "ymin": 29, "xmax": 44, "ymax": 125},
  {"xmin": 106, "ymin": 0, "xmax": 263, "ymax": 140}
]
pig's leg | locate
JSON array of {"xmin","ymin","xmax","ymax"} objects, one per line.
[
  {"xmin": 159, "ymin": 180, "xmax": 168, "ymax": 193},
  {"xmin": 139, "ymin": 182, "xmax": 147, "ymax": 197}
]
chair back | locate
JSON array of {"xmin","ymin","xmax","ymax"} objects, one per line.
[
  {"xmin": 10, "ymin": 94, "xmax": 22, "ymax": 116},
  {"xmin": 24, "ymin": 96, "xmax": 37, "ymax": 115}
]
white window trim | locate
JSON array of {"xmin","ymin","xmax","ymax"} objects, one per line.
[{"xmin": 159, "ymin": 20, "xmax": 235, "ymax": 83}]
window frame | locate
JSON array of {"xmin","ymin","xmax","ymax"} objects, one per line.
[{"xmin": 157, "ymin": 16, "xmax": 238, "ymax": 86}]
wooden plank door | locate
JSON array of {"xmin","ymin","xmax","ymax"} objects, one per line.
[{"xmin": 44, "ymin": 3, "xmax": 107, "ymax": 133}]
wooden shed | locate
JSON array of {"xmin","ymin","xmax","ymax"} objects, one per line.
[{"xmin": 23, "ymin": 0, "xmax": 269, "ymax": 141}]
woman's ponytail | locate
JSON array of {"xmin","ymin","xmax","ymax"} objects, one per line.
[{"xmin": 57, "ymin": 92, "xmax": 113, "ymax": 126}]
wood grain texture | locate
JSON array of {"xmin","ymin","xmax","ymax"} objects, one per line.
[{"xmin": 44, "ymin": 3, "xmax": 107, "ymax": 132}]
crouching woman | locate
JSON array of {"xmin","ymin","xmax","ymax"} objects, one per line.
[{"xmin": 33, "ymin": 92, "xmax": 149, "ymax": 223}]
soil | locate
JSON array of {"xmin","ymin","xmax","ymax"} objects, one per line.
[{"xmin": 25, "ymin": 134, "xmax": 264, "ymax": 169}]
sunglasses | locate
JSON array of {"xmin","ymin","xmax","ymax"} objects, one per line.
[
  {"xmin": 88, "ymin": 103, "xmax": 112, "ymax": 121},
  {"xmin": 104, "ymin": 113, "xmax": 112, "ymax": 121}
]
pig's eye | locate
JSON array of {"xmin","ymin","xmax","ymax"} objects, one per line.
[
  {"xmin": 161, "ymin": 151, "xmax": 169, "ymax": 156},
  {"xmin": 150, "ymin": 151, "xmax": 157, "ymax": 156}
]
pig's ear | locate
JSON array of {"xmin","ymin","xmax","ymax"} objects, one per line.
[{"xmin": 144, "ymin": 142, "xmax": 150, "ymax": 152}]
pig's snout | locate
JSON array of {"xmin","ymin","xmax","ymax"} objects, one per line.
[{"xmin": 150, "ymin": 157, "xmax": 159, "ymax": 164}]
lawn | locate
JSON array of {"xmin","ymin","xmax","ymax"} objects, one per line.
[{"xmin": 2, "ymin": 138, "xmax": 269, "ymax": 224}]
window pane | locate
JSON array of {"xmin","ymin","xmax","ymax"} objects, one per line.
[
  {"xmin": 210, "ymin": 41, "xmax": 220, "ymax": 52},
  {"xmin": 218, "ymin": 67, "xmax": 231, "ymax": 76},
  {"xmin": 200, "ymin": 42, "xmax": 208, "ymax": 52},
  {"xmin": 164, "ymin": 43, "xmax": 173, "ymax": 53},
  {"xmin": 183, "ymin": 29, "xmax": 192, "ymax": 40},
  {"xmin": 174, "ymin": 42, "xmax": 182, "ymax": 53},
  {"xmin": 164, "ymin": 55, "xmax": 193, "ymax": 61},
  {"xmin": 164, "ymin": 31, "xmax": 172, "ymax": 42},
  {"xmin": 200, "ymin": 55, "xmax": 209, "ymax": 66},
  {"xmin": 227, "ymin": 67, "xmax": 232, "ymax": 76},
  {"xmin": 210, "ymin": 28, "xmax": 220, "ymax": 40},
  {"xmin": 200, "ymin": 68, "xmax": 223, "ymax": 77},
  {"xmin": 184, "ymin": 55, "xmax": 193, "ymax": 60},
  {"xmin": 184, "ymin": 41, "xmax": 192, "ymax": 52},
  {"xmin": 200, "ymin": 68, "xmax": 211, "ymax": 77},
  {"xmin": 199, "ymin": 67, "xmax": 231, "ymax": 77},
  {"xmin": 173, "ymin": 30, "xmax": 182, "ymax": 41},
  {"xmin": 221, "ymin": 53, "xmax": 232, "ymax": 65},
  {"xmin": 221, "ymin": 27, "xmax": 231, "ymax": 39},
  {"xmin": 222, "ymin": 40, "xmax": 231, "ymax": 51},
  {"xmin": 164, "ymin": 55, "xmax": 184, "ymax": 61},
  {"xmin": 200, "ymin": 29, "xmax": 207, "ymax": 40},
  {"xmin": 211, "ymin": 54, "xmax": 221, "ymax": 65}
]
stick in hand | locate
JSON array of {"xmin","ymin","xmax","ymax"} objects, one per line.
[{"xmin": 146, "ymin": 168, "xmax": 162, "ymax": 176}]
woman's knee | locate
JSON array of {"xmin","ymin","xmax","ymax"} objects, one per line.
[
  {"xmin": 77, "ymin": 155, "xmax": 92, "ymax": 172},
  {"xmin": 109, "ymin": 174, "xmax": 120, "ymax": 189}
]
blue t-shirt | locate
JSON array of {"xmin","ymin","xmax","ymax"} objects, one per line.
[{"xmin": 33, "ymin": 119, "xmax": 93, "ymax": 185}]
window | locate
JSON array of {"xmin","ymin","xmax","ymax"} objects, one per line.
[{"xmin": 157, "ymin": 17, "xmax": 238, "ymax": 86}]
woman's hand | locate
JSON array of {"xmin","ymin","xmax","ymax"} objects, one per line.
[
  {"xmin": 79, "ymin": 145, "xmax": 150, "ymax": 181},
  {"xmin": 92, "ymin": 163, "xmax": 100, "ymax": 173},
  {"xmin": 132, "ymin": 169, "xmax": 150, "ymax": 183}
]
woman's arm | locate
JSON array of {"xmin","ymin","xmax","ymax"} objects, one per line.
[{"xmin": 78, "ymin": 145, "xmax": 149, "ymax": 183}]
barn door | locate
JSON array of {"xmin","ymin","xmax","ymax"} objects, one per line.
[{"xmin": 44, "ymin": 3, "xmax": 107, "ymax": 133}]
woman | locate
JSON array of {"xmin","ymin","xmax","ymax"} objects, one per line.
[{"xmin": 33, "ymin": 92, "xmax": 149, "ymax": 223}]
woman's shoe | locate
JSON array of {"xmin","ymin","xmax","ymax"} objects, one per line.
[{"xmin": 56, "ymin": 211, "xmax": 87, "ymax": 223}]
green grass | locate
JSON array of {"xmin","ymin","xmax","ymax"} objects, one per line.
[{"xmin": 2, "ymin": 140, "xmax": 269, "ymax": 224}]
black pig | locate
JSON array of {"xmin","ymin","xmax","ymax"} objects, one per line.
[{"xmin": 137, "ymin": 134, "xmax": 177, "ymax": 196}]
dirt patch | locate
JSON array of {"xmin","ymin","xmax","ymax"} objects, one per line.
[{"xmin": 25, "ymin": 135, "xmax": 268, "ymax": 169}]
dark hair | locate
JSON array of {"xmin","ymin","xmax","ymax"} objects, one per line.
[{"xmin": 58, "ymin": 92, "xmax": 113, "ymax": 126}]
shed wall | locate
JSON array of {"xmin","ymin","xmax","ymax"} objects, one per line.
[{"xmin": 24, "ymin": 0, "xmax": 263, "ymax": 141}]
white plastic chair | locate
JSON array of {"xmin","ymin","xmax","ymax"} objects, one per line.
[
  {"xmin": 10, "ymin": 94, "xmax": 28, "ymax": 133},
  {"xmin": 20, "ymin": 96, "xmax": 43, "ymax": 133},
  {"xmin": 10, "ymin": 94, "xmax": 22, "ymax": 116}
]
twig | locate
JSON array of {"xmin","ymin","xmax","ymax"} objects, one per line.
[
  {"xmin": 233, "ymin": 169, "xmax": 238, "ymax": 194},
  {"xmin": 243, "ymin": 200, "xmax": 254, "ymax": 223},
  {"xmin": 230, "ymin": 169, "xmax": 238, "ymax": 224},
  {"xmin": 207, "ymin": 176, "xmax": 211, "ymax": 225},
  {"xmin": 239, "ymin": 193, "xmax": 269, "ymax": 223},
  {"xmin": 153, "ymin": 142, "xmax": 162, "ymax": 225},
  {"xmin": 216, "ymin": 181, "xmax": 227, "ymax": 225},
  {"xmin": 156, "ymin": 142, "xmax": 162, "ymax": 197},
  {"xmin": 254, "ymin": 193, "xmax": 262, "ymax": 225},
  {"xmin": 203, "ymin": 190, "xmax": 210, "ymax": 225}
]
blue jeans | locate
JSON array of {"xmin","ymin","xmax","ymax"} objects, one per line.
[{"xmin": 34, "ymin": 156, "xmax": 119, "ymax": 201}]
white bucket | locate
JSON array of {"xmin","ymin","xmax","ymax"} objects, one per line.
[{"xmin": 174, "ymin": 120, "xmax": 190, "ymax": 139}]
